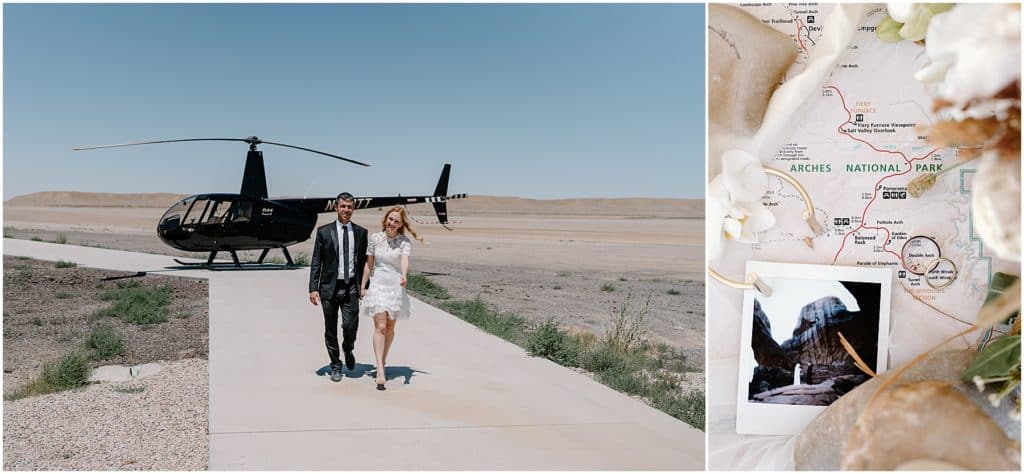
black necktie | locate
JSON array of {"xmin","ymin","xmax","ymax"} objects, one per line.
[{"xmin": 342, "ymin": 225, "xmax": 350, "ymax": 281}]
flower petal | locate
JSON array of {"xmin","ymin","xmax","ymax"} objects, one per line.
[
  {"xmin": 722, "ymin": 149, "xmax": 768, "ymax": 203},
  {"xmin": 887, "ymin": 2, "xmax": 917, "ymax": 23}
]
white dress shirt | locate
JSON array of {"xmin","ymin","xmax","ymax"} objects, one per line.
[{"xmin": 335, "ymin": 220, "xmax": 355, "ymax": 280}]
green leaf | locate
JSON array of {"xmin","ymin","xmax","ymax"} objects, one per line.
[
  {"xmin": 923, "ymin": 3, "xmax": 954, "ymax": 16},
  {"xmin": 977, "ymin": 277, "xmax": 1021, "ymax": 327},
  {"xmin": 877, "ymin": 16, "xmax": 905, "ymax": 43},
  {"xmin": 985, "ymin": 272, "xmax": 1019, "ymax": 304},
  {"xmin": 898, "ymin": 7, "xmax": 933, "ymax": 42},
  {"xmin": 961, "ymin": 335, "xmax": 1022, "ymax": 382}
]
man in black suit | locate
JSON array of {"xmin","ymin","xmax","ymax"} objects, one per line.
[{"xmin": 309, "ymin": 192, "xmax": 368, "ymax": 382}]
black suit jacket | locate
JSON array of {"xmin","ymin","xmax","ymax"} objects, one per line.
[{"xmin": 308, "ymin": 221, "xmax": 368, "ymax": 298}]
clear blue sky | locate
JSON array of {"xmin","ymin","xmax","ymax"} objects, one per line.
[{"xmin": 3, "ymin": 3, "xmax": 705, "ymax": 200}]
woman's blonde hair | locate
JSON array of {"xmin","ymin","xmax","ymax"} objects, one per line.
[{"xmin": 381, "ymin": 206, "xmax": 424, "ymax": 243}]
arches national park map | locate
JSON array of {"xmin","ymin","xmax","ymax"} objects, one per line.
[{"xmin": 733, "ymin": 4, "xmax": 1014, "ymax": 348}]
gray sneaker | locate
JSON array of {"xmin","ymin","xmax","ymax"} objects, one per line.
[{"xmin": 330, "ymin": 367, "xmax": 343, "ymax": 382}]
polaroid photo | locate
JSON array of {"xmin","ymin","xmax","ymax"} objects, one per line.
[{"xmin": 735, "ymin": 261, "xmax": 892, "ymax": 436}]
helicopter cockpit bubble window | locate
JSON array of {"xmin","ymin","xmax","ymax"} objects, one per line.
[
  {"xmin": 183, "ymin": 198, "xmax": 210, "ymax": 226},
  {"xmin": 205, "ymin": 200, "xmax": 230, "ymax": 224},
  {"xmin": 161, "ymin": 199, "xmax": 191, "ymax": 225}
]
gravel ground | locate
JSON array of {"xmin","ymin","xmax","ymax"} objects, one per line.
[
  {"xmin": 3, "ymin": 358, "xmax": 208, "ymax": 470},
  {"xmin": 3, "ymin": 256, "xmax": 208, "ymax": 389}
]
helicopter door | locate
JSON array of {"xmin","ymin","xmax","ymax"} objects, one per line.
[
  {"xmin": 202, "ymin": 200, "xmax": 232, "ymax": 243},
  {"xmin": 224, "ymin": 199, "xmax": 258, "ymax": 244},
  {"xmin": 181, "ymin": 198, "xmax": 211, "ymax": 228},
  {"xmin": 204, "ymin": 200, "xmax": 230, "ymax": 225}
]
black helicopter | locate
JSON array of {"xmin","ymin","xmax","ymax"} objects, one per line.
[{"xmin": 74, "ymin": 136, "xmax": 466, "ymax": 267}]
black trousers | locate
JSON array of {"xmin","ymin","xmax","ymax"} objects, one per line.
[{"xmin": 322, "ymin": 279, "xmax": 359, "ymax": 368}]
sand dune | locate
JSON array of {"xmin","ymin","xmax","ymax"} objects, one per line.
[
  {"xmin": 5, "ymin": 192, "xmax": 703, "ymax": 218},
  {"xmin": 4, "ymin": 192, "xmax": 189, "ymax": 208}
]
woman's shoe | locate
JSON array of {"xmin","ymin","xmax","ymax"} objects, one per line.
[{"xmin": 376, "ymin": 382, "xmax": 386, "ymax": 391}]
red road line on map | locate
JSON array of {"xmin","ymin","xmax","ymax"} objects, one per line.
[
  {"xmin": 825, "ymin": 85, "xmax": 939, "ymax": 264},
  {"xmin": 795, "ymin": 18, "xmax": 809, "ymax": 55}
]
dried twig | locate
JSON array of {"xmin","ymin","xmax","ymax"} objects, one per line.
[{"xmin": 838, "ymin": 331, "xmax": 877, "ymax": 377}]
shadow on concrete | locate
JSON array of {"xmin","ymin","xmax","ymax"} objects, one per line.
[
  {"xmin": 369, "ymin": 366, "xmax": 430, "ymax": 385},
  {"xmin": 316, "ymin": 364, "xmax": 428, "ymax": 385}
]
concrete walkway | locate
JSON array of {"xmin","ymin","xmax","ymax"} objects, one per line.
[{"xmin": 3, "ymin": 239, "xmax": 704, "ymax": 470}]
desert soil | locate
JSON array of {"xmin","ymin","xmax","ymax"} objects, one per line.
[{"xmin": 2, "ymin": 255, "xmax": 209, "ymax": 470}]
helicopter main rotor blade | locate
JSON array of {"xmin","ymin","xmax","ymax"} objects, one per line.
[
  {"xmin": 72, "ymin": 138, "xmax": 249, "ymax": 151},
  {"xmin": 260, "ymin": 140, "xmax": 370, "ymax": 167}
]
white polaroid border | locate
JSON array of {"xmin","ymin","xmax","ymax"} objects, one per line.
[{"xmin": 735, "ymin": 261, "xmax": 892, "ymax": 436}]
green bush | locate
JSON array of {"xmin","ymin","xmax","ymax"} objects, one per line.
[
  {"xmin": 667, "ymin": 288, "xmax": 681, "ymax": 295},
  {"xmin": 85, "ymin": 324, "xmax": 126, "ymax": 359},
  {"xmin": 54, "ymin": 260, "xmax": 77, "ymax": 268},
  {"xmin": 442, "ymin": 298, "xmax": 527, "ymax": 345},
  {"xmin": 526, "ymin": 320, "xmax": 582, "ymax": 367},
  {"xmin": 598, "ymin": 366, "xmax": 650, "ymax": 395},
  {"xmin": 580, "ymin": 345, "xmax": 623, "ymax": 373},
  {"xmin": 600, "ymin": 283, "xmax": 616, "ymax": 292},
  {"xmin": 96, "ymin": 281, "xmax": 171, "ymax": 325},
  {"xmin": 407, "ymin": 274, "xmax": 451, "ymax": 300},
  {"xmin": 653, "ymin": 390, "xmax": 705, "ymax": 430},
  {"xmin": 41, "ymin": 352, "xmax": 91, "ymax": 391}
]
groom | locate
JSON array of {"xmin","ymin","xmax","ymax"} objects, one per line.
[{"xmin": 309, "ymin": 192, "xmax": 369, "ymax": 382}]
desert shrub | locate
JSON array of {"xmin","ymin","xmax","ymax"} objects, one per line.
[
  {"xmin": 55, "ymin": 233, "xmax": 68, "ymax": 244},
  {"xmin": 580, "ymin": 345, "xmax": 623, "ymax": 373},
  {"xmin": 598, "ymin": 365, "xmax": 650, "ymax": 395},
  {"xmin": 406, "ymin": 274, "xmax": 451, "ymax": 300},
  {"xmin": 54, "ymin": 260, "xmax": 77, "ymax": 268},
  {"xmin": 600, "ymin": 283, "xmax": 616, "ymax": 292},
  {"xmin": 55, "ymin": 291, "xmax": 79, "ymax": 299},
  {"xmin": 667, "ymin": 288, "xmax": 681, "ymax": 295},
  {"xmin": 96, "ymin": 281, "xmax": 171, "ymax": 325},
  {"xmin": 5, "ymin": 352, "xmax": 93, "ymax": 399},
  {"xmin": 41, "ymin": 352, "xmax": 91, "ymax": 391},
  {"xmin": 11, "ymin": 266, "xmax": 33, "ymax": 284},
  {"xmin": 442, "ymin": 298, "xmax": 527, "ymax": 345},
  {"xmin": 604, "ymin": 294, "xmax": 651, "ymax": 352},
  {"xmin": 293, "ymin": 253, "xmax": 310, "ymax": 266},
  {"xmin": 653, "ymin": 390, "xmax": 705, "ymax": 430},
  {"xmin": 527, "ymin": 320, "xmax": 582, "ymax": 367},
  {"xmin": 85, "ymin": 324, "xmax": 126, "ymax": 359},
  {"xmin": 114, "ymin": 385, "xmax": 146, "ymax": 394}
]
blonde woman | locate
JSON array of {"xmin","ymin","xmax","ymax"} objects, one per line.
[{"xmin": 359, "ymin": 206, "xmax": 423, "ymax": 390}]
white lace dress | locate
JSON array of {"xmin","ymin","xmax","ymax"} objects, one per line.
[{"xmin": 361, "ymin": 232, "xmax": 412, "ymax": 320}]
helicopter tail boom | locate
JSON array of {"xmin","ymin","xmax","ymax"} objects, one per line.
[{"xmin": 276, "ymin": 164, "xmax": 467, "ymax": 226}]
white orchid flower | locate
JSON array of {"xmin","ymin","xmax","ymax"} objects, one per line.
[
  {"xmin": 971, "ymin": 153, "xmax": 1021, "ymax": 262},
  {"xmin": 915, "ymin": 4, "xmax": 1021, "ymax": 105},
  {"xmin": 879, "ymin": 3, "xmax": 952, "ymax": 42},
  {"xmin": 707, "ymin": 149, "xmax": 776, "ymax": 263}
]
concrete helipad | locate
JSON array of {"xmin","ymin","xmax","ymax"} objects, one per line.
[{"xmin": 3, "ymin": 239, "xmax": 704, "ymax": 470}]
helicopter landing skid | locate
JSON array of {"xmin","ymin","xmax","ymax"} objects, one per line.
[{"xmin": 173, "ymin": 247, "xmax": 298, "ymax": 270}]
